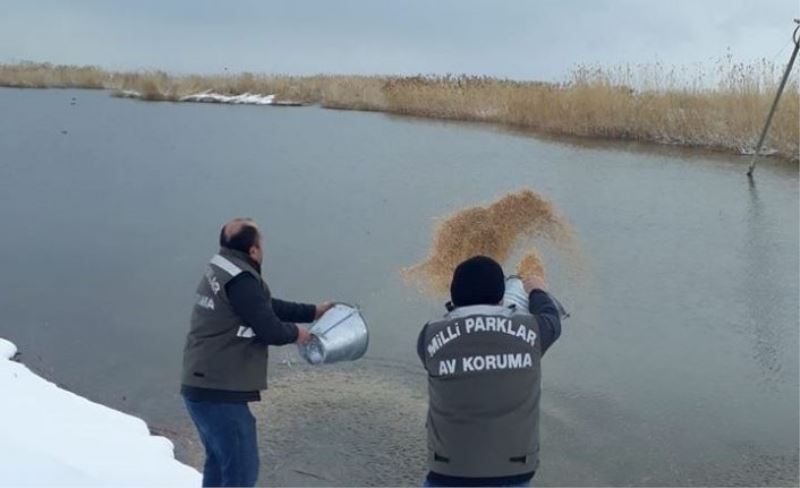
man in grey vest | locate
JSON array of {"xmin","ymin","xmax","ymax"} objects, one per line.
[
  {"xmin": 181, "ymin": 218, "xmax": 334, "ymax": 487},
  {"xmin": 417, "ymin": 255, "xmax": 562, "ymax": 487}
]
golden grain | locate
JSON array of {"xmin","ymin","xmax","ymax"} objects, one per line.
[
  {"xmin": 517, "ymin": 250, "xmax": 546, "ymax": 280},
  {"xmin": 404, "ymin": 189, "xmax": 576, "ymax": 295}
]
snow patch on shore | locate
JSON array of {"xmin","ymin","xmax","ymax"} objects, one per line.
[
  {"xmin": 179, "ymin": 91, "xmax": 276, "ymax": 105},
  {"xmin": 739, "ymin": 147, "xmax": 778, "ymax": 156},
  {"xmin": 112, "ymin": 89, "xmax": 305, "ymax": 106},
  {"xmin": 0, "ymin": 338, "xmax": 16, "ymax": 359},
  {"xmin": 0, "ymin": 337, "xmax": 199, "ymax": 486},
  {"xmin": 113, "ymin": 89, "xmax": 142, "ymax": 99}
]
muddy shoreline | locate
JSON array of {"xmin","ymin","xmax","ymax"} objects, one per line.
[
  {"xmin": 160, "ymin": 358, "xmax": 799, "ymax": 487},
  {"xmin": 165, "ymin": 359, "xmax": 428, "ymax": 486}
]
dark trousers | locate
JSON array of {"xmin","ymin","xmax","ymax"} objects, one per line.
[
  {"xmin": 424, "ymin": 471, "xmax": 534, "ymax": 487},
  {"xmin": 184, "ymin": 399, "xmax": 260, "ymax": 487},
  {"xmin": 424, "ymin": 477, "xmax": 531, "ymax": 487}
]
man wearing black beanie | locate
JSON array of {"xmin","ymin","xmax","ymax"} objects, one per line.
[
  {"xmin": 417, "ymin": 255, "xmax": 562, "ymax": 487},
  {"xmin": 449, "ymin": 255, "xmax": 507, "ymax": 307}
]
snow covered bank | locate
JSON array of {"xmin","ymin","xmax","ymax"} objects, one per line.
[
  {"xmin": 179, "ymin": 91, "xmax": 276, "ymax": 105},
  {"xmin": 0, "ymin": 338, "xmax": 16, "ymax": 360},
  {"xmin": 0, "ymin": 338, "xmax": 199, "ymax": 486},
  {"xmin": 114, "ymin": 89, "xmax": 305, "ymax": 106}
]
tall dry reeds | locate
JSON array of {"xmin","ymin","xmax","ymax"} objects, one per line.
[
  {"xmin": 0, "ymin": 61, "xmax": 109, "ymax": 89},
  {"xmin": 109, "ymin": 71, "xmax": 332, "ymax": 102},
  {"xmin": 320, "ymin": 75, "xmax": 388, "ymax": 111},
  {"xmin": 1, "ymin": 60, "xmax": 797, "ymax": 160}
]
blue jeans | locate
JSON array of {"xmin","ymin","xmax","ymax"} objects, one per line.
[{"xmin": 184, "ymin": 399, "xmax": 260, "ymax": 487}]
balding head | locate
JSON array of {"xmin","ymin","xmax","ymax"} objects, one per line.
[{"xmin": 219, "ymin": 218, "xmax": 263, "ymax": 264}]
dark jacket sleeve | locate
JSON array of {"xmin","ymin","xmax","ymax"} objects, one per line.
[
  {"xmin": 271, "ymin": 298, "xmax": 317, "ymax": 324},
  {"xmin": 529, "ymin": 289, "xmax": 562, "ymax": 356},
  {"xmin": 225, "ymin": 274, "xmax": 299, "ymax": 346}
]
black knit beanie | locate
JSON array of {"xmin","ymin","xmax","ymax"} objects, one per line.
[{"xmin": 450, "ymin": 255, "xmax": 506, "ymax": 307}]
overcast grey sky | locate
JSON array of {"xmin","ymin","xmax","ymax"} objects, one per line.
[{"xmin": 1, "ymin": 0, "xmax": 797, "ymax": 81}]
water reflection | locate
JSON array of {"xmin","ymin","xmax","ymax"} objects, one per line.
[
  {"xmin": 0, "ymin": 88, "xmax": 796, "ymax": 485},
  {"xmin": 744, "ymin": 177, "xmax": 785, "ymax": 387}
]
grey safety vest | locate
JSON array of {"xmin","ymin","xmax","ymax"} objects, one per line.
[
  {"xmin": 180, "ymin": 249, "xmax": 270, "ymax": 392},
  {"xmin": 422, "ymin": 304, "xmax": 542, "ymax": 478}
]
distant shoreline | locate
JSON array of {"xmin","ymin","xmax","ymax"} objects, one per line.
[{"xmin": 1, "ymin": 61, "xmax": 798, "ymax": 162}]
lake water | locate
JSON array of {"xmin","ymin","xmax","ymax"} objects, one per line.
[{"xmin": 0, "ymin": 87, "xmax": 797, "ymax": 486}]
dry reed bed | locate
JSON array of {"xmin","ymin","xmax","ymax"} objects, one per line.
[{"xmin": 1, "ymin": 61, "xmax": 797, "ymax": 160}]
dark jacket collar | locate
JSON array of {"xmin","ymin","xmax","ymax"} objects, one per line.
[{"xmin": 219, "ymin": 247, "xmax": 262, "ymax": 274}]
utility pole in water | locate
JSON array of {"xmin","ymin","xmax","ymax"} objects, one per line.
[{"xmin": 747, "ymin": 19, "xmax": 800, "ymax": 178}]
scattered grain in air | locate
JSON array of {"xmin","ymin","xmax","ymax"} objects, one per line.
[
  {"xmin": 404, "ymin": 189, "xmax": 578, "ymax": 294},
  {"xmin": 517, "ymin": 249, "xmax": 546, "ymax": 279}
]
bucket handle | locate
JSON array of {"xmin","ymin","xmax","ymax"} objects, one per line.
[{"xmin": 313, "ymin": 303, "xmax": 361, "ymax": 336}]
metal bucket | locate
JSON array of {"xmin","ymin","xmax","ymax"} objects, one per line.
[
  {"xmin": 503, "ymin": 275, "xmax": 570, "ymax": 319},
  {"xmin": 298, "ymin": 304, "xmax": 369, "ymax": 365}
]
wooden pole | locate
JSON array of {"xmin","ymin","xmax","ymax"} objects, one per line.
[{"xmin": 747, "ymin": 20, "xmax": 800, "ymax": 178}]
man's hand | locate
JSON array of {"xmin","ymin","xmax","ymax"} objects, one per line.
[
  {"xmin": 295, "ymin": 325, "xmax": 312, "ymax": 344},
  {"xmin": 523, "ymin": 275, "xmax": 547, "ymax": 294},
  {"xmin": 314, "ymin": 301, "xmax": 335, "ymax": 320}
]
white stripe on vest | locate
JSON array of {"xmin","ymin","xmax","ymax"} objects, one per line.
[
  {"xmin": 236, "ymin": 326, "xmax": 256, "ymax": 338},
  {"xmin": 210, "ymin": 254, "xmax": 243, "ymax": 277}
]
